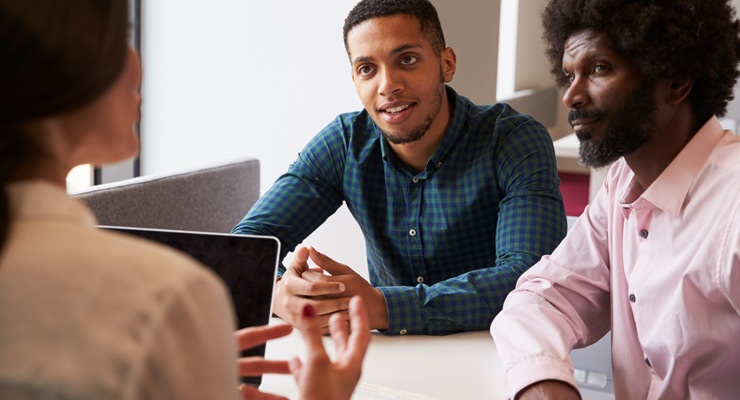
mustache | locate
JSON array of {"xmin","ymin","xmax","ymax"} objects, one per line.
[{"xmin": 568, "ymin": 109, "xmax": 606, "ymax": 125}]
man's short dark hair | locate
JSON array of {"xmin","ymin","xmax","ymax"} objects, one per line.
[
  {"xmin": 542, "ymin": 0, "xmax": 740, "ymax": 123},
  {"xmin": 343, "ymin": 0, "xmax": 446, "ymax": 56}
]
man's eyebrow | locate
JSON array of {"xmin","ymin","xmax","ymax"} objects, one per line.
[
  {"xmin": 351, "ymin": 55, "xmax": 374, "ymax": 65},
  {"xmin": 390, "ymin": 43, "xmax": 423, "ymax": 55},
  {"xmin": 351, "ymin": 43, "xmax": 424, "ymax": 65},
  {"xmin": 562, "ymin": 49, "xmax": 613, "ymax": 71}
]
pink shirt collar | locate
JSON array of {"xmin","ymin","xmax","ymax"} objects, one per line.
[{"xmin": 620, "ymin": 116, "xmax": 725, "ymax": 218}]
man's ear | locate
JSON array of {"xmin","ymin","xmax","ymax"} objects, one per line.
[
  {"xmin": 441, "ymin": 47, "xmax": 456, "ymax": 83},
  {"xmin": 667, "ymin": 77, "xmax": 694, "ymax": 105}
]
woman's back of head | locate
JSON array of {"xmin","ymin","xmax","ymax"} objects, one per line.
[{"xmin": 0, "ymin": 0, "xmax": 129, "ymax": 248}]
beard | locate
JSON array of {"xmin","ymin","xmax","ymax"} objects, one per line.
[
  {"xmin": 380, "ymin": 70, "xmax": 446, "ymax": 145},
  {"xmin": 571, "ymin": 82, "xmax": 657, "ymax": 168}
]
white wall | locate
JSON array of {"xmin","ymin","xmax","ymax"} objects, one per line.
[
  {"xmin": 513, "ymin": 0, "xmax": 549, "ymax": 91},
  {"xmin": 140, "ymin": 0, "xmax": 361, "ymax": 269},
  {"xmin": 140, "ymin": 1, "xmax": 359, "ymax": 177},
  {"xmin": 434, "ymin": 1, "xmax": 500, "ymax": 105},
  {"xmin": 139, "ymin": 0, "xmax": 500, "ymax": 273}
]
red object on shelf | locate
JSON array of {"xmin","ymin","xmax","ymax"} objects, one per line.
[{"xmin": 558, "ymin": 172, "xmax": 589, "ymax": 216}]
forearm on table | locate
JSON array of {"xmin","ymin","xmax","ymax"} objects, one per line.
[{"xmin": 377, "ymin": 262, "xmax": 529, "ymax": 335}]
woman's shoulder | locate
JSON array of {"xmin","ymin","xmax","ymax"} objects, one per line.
[
  {"xmin": 0, "ymin": 219, "xmax": 237, "ymax": 399},
  {"xmin": 6, "ymin": 218, "xmax": 231, "ymax": 310}
]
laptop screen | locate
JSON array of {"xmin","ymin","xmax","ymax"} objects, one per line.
[{"xmin": 99, "ymin": 226, "xmax": 280, "ymax": 386}]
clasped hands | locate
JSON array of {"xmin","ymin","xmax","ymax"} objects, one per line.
[{"xmin": 273, "ymin": 245, "xmax": 390, "ymax": 332}]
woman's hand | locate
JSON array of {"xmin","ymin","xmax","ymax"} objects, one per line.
[{"xmin": 290, "ymin": 295, "xmax": 370, "ymax": 400}]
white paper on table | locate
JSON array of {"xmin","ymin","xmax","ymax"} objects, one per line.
[{"xmin": 351, "ymin": 381, "xmax": 442, "ymax": 400}]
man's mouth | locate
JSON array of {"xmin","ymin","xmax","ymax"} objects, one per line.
[
  {"xmin": 382, "ymin": 104, "xmax": 412, "ymax": 114},
  {"xmin": 378, "ymin": 102, "xmax": 415, "ymax": 123},
  {"xmin": 570, "ymin": 117, "xmax": 600, "ymax": 130},
  {"xmin": 568, "ymin": 109, "xmax": 604, "ymax": 132}
]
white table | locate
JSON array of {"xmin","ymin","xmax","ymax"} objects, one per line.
[{"xmin": 260, "ymin": 318, "xmax": 509, "ymax": 400}]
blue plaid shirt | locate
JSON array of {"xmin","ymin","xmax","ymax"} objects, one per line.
[{"xmin": 233, "ymin": 86, "xmax": 566, "ymax": 335}]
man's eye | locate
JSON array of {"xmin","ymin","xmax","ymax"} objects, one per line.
[
  {"xmin": 358, "ymin": 65, "xmax": 374, "ymax": 76},
  {"xmin": 400, "ymin": 56, "xmax": 418, "ymax": 65},
  {"xmin": 593, "ymin": 64, "xmax": 607, "ymax": 73}
]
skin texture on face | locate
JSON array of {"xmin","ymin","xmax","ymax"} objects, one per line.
[
  {"xmin": 60, "ymin": 47, "xmax": 142, "ymax": 167},
  {"xmin": 346, "ymin": 14, "xmax": 455, "ymax": 169},
  {"xmin": 562, "ymin": 29, "xmax": 657, "ymax": 169},
  {"xmin": 22, "ymin": 47, "xmax": 142, "ymax": 185}
]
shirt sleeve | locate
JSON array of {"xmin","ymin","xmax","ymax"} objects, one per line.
[
  {"xmin": 381, "ymin": 117, "xmax": 568, "ymax": 335},
  {"xmin": 491, "ymin": 173, "xmax": 613, "ymax": 398},
  {"xmin": 231, "ymin": 119, "xmax": 347, "ymax": 273},
  {"xmin": 133, "ymin": 266, "xmax": 239, "ymax": 400},
  {"xmin": 720, "ymin": 189, "xmax": 740, "ymax": 317}
]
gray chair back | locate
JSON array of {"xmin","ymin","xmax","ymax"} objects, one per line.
[{"xmin": 71, "ymin": 157, "xmax": 260, "ymax": 233}]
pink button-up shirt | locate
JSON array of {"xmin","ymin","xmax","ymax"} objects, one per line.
[{"xmin": 491, "ymin": 117, "xmax": 740, "ymax": 400}]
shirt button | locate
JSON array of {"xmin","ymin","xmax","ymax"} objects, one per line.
[
  {"xmin": 399, "ymin": 329, "xmax": 408, "ymax": 335},
  {"xmin": 629, "ymin": 293, "xmax": 636, "ymax": 303},
  {"xmin": 417, "ymin": 276, "xmax": 424, "ymax": 283},
  {"xmin": 412, "ymin": 177, "xmax": 419, "ymax": 183},
  {"xmin": 640, "ymin": 229, "xmax": 649, "ymax": 239},
  {"xmin": 409, "ymin": 229, "xmax": 417, "ymax": 236},
  {"xmin": 437, "ymin": 161, "xmax": 443, "ymax": 168},
  {"xmin": 645, "ymin": 357, "xmax": 651, "ymax": 367}
]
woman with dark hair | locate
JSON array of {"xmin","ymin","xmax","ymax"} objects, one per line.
[
  {"xmin": 0, "ymin": 1, "xmax": 241, "ymax": 397},
  {"xmin": 0, "ymin": 1, "xmax": 368, "ymax": 399}
]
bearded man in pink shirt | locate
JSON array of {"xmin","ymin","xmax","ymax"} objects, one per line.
[{"xmin": 491, "ymin": 0, "xmax": 740, "ymax": 399}]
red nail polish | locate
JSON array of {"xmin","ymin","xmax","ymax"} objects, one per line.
[{"xmin": 302, "ymin": 304, "xmax": 316, "ymax": 318}]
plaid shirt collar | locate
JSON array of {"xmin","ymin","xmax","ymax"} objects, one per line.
[{"xmin": 379, "ymin": 85, "xmax": 467, "ymax": 175}]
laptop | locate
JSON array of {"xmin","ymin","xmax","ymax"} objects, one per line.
[{"xmin": 99, "ymin": 226, "xmax": 280, "ymax": 387}]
